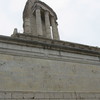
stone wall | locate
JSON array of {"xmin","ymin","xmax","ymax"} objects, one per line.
[
  {"xmin": 0, "ymin": 41, "xmax": 100, "ymax": 92},
  {"xmin": 0, "ymin": 91, "xmax": 100, "ymax": 100},
  {"xmin": 0, "ymin": 35, "xmax": 100, "ymax": 99}
]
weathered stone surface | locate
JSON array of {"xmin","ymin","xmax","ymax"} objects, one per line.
[
  {"xmin": 12, "ymin": 93, "xmax": 24, "ymax": 99},
  {"xmin": 0, "ymin": 92, "xmax": 100, "ymax": 100},
  {"xmin": 0, "ymin": 92, "xmax": 11, "ymax": 99},
  {"xmin": 1, "ymin": 0, "xmax": 100, "ymax": 99},
  {"xmin": 23, "ymin": 0, "xmax": 59, "ymax": 40},
  {"xmin": 0, "ymin": 39, "xmax": 100, "ymax": 92}
]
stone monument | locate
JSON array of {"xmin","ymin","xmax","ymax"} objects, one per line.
[
  {"xmin": 23, "ymin": 0, "xmax": 59, "ymax": 40},
  {"xmin": 0, "ymin": 0, "xmax": 100, "ymax": 100}
]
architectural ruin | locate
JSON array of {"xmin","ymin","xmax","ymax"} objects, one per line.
[
  {"xmin": 0, "ymin": 0, "xmax": 100, "ymax": 100},
  {"xmin": 23, "ymin": 0, "xmax": 59, "ymax": 40}
]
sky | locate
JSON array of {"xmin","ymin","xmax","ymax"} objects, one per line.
[{"xmin": 0, "ymin": 0, "xmax": 100, "ymax": 47}]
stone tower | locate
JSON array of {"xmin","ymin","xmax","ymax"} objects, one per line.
[{"xmin": 23, "ymin": 0, "xmax": 60, "ymax": 40}]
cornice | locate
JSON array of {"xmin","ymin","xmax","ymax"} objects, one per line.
[{"xmin": 0, "ymin": 33, "xmax": 99, "ymax": 57}]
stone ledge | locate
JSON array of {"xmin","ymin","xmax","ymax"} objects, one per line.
[
  {"xmin": 0, "ymin": 45, "xmax": 99, "ymax": 66},
  {"xmin": 0, "ymin": 91, "xmax": 100, "ymax": 99},
  {"xmin": 0, "ymin": 33, "xmax": 99, "ymax": 57}
]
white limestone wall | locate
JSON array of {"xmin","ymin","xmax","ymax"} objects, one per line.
[{"xmin": 0, "ymin": 42, "xmax": 100, "ymax": 92}]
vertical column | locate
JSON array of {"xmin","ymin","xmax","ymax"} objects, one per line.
[
  {"xmin": 36, "ymin": 6, "xmax": 43, "ymax": 36},
  {"xmin": 45, "ymin": 11, "xmax": 51, "ymax": 39},
  {"xmin": 24, "ymin": 18, "xmax": 31, "ymax": 34},
  {"xmin": 51, "ymin": 16, "xmax": 60, "ymax": 40}
]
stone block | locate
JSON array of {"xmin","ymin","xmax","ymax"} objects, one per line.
[
  {"xmin": 0, "ymin": 92, "xmax": 11, "ymax": 99},
  {"xmin": 4, "ymin": 92, "xmax": 11, "ymax": 99},
  {"xmin": 2, "ymin": 43, "xmax": 8, "ymax": 48},
  {"xmin": 78, "ymin": 99, "xmax": 97, "ymax": 100},
  {"xmin": 49, "ymin": 99, "xmax": 57, "ymax": 100},
  {"xmin": 12, "ymin": 93, "xmax": 24, "ymax": 99},
  {"xmin": 54, "ymin": 92, "xmax": 63, "ymax": 99},
  {"xmin": 59, "ymin": 99, "xmax": 75, "ymax": 100},
  {"xmin": 23, "ymin": 93, "xmax": 35, "ymax": 99},
  {"xmin": 44, "ymin": 92, "xmax": 50, "ymax": 98},
  {"xmin": 95, "ymin": 93, "xmax": 100, "ymax": 99},
  {"xmin": 87, "ymin": 93, "xmax": 96, "ymax": 99},
  {"xmin": 34, "ymin": 92, "xmax": 44, "ymax": 99},
  {"xmin": 16, "ymin": 99, "xmax": 35, "ymax": 100},
  {"xmin": 0, "ymin": 93, "xmax": 4, "ymax": 98},
  {"xmin": 63, "ymin": 92, "xmax": 76, "ymax": 99},
  {"xmin": 76, "ymin": 93, "xmax": 96, "ymax": 99},
  {"xmin": 39, "ymin": 99, "xmax": 49, "ymax": 100},
  {"xmin": 3, "ymin": 99, "xmax": 15, "ymax": 100},
  {"xmin": 44, "ymin": 92, "xmax": 54, "ymax": 99}
]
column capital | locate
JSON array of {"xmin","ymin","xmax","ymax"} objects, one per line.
[
  {"xmin": 36, "ymin": 5, "xmax": 41, "ymax": 10},
  {"xmin": 45, "ymin": 10, "xmax": 50, "ymax": 14},
  {"xmin": 51, "ymin": 16, "xmax": 56, "ymax": 22}
]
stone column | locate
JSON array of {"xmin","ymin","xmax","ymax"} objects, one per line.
[
  {"xmin": 45, "ymin": 11, "xmax": 51, "ymax": 39},
  {"xmin": 24, "ymin": 18, "xmax": 31, "ymax": 34},
  {"xmin": 36, "ymin": 6, "xmax": 43, "ymax": 36},
  {"xmin": 51, "ymin": 16, "xmax": 60, "ymax": 40}
]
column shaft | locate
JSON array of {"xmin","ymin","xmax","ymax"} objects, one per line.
[
  {"xmin": 24, "ymin": 18, "xmax": 31, "ymax": 34},
  {"xmin": 51, "ymin": 17, "xmax": 60, "ymax": 40},
  {"xmin": 45, "ymin": 11, "xmax": 51, "ymax": 39},
  {"xmin": 36, "ymin": 8, "xmax": 43, "ymax": 36}
]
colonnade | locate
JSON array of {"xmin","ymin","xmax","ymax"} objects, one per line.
[{"xmin": 35, "ymin": 6, "xmax": 60, "ymax": 40}]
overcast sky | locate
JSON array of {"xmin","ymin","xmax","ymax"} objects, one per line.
[{"xmin": 0, "ymin": 0, "xmax": 100, "ymax": 47}]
